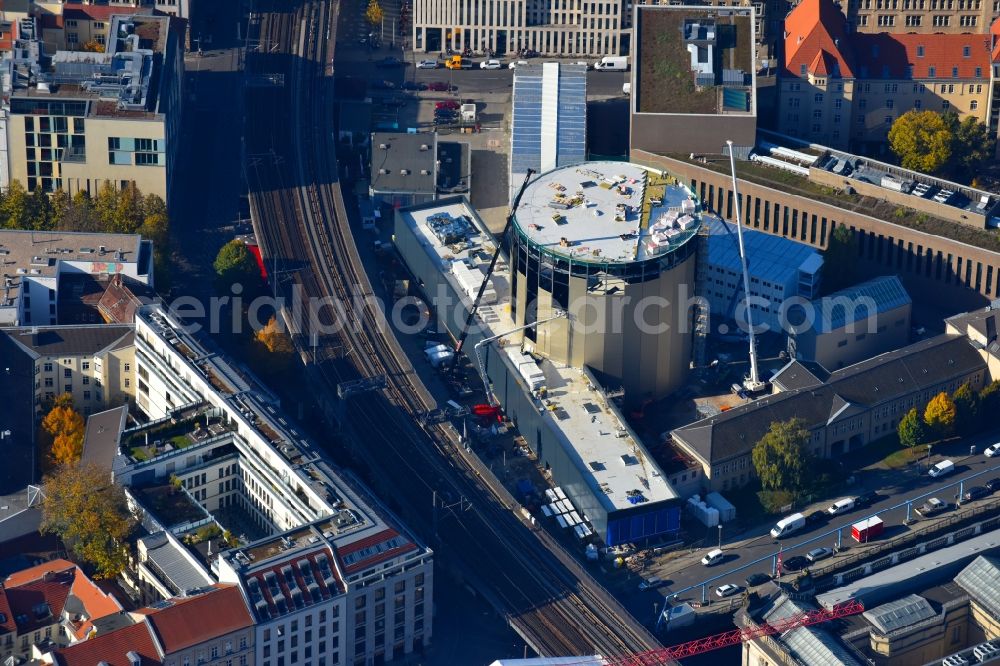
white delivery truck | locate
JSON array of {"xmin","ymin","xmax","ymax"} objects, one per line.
[
  {"xmin": 770, "ymin": 512, "xmax": 806, "ymax": 539},
  {"xmin": 594, "ymin": 56, "xmax": 629, "ymax": 71}
]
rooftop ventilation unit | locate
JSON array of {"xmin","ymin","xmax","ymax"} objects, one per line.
[
  {"xmin": 378, "ymin": 168, "xmax": 389, "ymax": 175},
  {"xmin": 420, "ymin": 144, "xmax": 430, "ymax": 151},
  {"xmin": 400, "ymin": 169, "xmax": 410, "ymax": 175},
  {"xmin": 420, "ymin": 169, "xmax": 430, "ymax": 175},
  {"xmin": 378, "ymin": 143, "xmax": 389, "ymax": 149}
]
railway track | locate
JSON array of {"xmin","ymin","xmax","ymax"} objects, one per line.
[{"xmin": 243, "ymin": 0, "xmax": 664, "ymax": 658}]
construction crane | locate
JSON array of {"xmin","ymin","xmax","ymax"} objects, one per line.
[
  {"xmin": 727, "ymin": 139, "xmax": 767, "ymax": 394},
  {"xmin": 447, "ymin": 169, "xmax": 535, "ymax": 373},
  {"xmin": 601, "ymin": 599, "xmax": 865, "ymax": 665}
]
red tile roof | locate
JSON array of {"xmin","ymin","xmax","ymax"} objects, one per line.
[
  {"xmin": 853, "ymin": 33, "xmax": 991, "ymax": 79},
  {"xmin": 784, "ymin": 0, "xmax": 853, "ymax": 77},
  {"xmin": 54, "ymin": 621, "xmax": 161, "ymax": 666},
  {"xmin": 989, "ymin": 17, "xmax": 1000, "ymax": 61},
  {"xmin": 135, "ymin": 584, "xmax": 253, "ymax": 653},
  {"xmin": 0, "ymin": 559, "xmax": 121, "ymax": 638},
  {"xmin": 785, "ymin": 0, "xmax": 993, "ymax": 79},
  {"xmin": 338, "ymin": 529, "xmax": 417, "ymax": 575}
]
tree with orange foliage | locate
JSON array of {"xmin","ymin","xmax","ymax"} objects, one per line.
[
  {"xmin": 81, "ymin": 39, "xmax": 105, "ymax": 53},
  {"xmin": 42, "ymin": 393, "xmax": 85, "ymax": 466}
]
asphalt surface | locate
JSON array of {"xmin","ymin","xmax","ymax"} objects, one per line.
[{"xmin": 648, "ymin": 433, "xmax": 1000, "ymax": 604}]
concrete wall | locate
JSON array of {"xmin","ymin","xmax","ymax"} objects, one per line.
[
  {"xmin": 631, "ymin": 150, "xmax": 1000, "ymax": 312},
  {"xmin": 630, "ymin": 113, "xmax": 757, "ymax": 156},
  {"xmin": 792, "ymin": 302, "xmax": 911, "ymax": 371}
]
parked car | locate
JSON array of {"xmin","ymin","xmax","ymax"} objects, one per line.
[
  {"xmin": 376, "ymin": 56, "xmax": 405, "ymax": 68},
  {"xmin": 855, "ymin": 491, "xmax": 882, "ymax": 508},
  {"xmin": 916, "ymin": 497, "xmax": 949, "ymax": 517},
  {"xmin": 715, "ymin": 584, "xmax": 742, "ymax": 598},
  {"xmin": 401, "ymin": 81, "xmax": 427, "ymax": 91},
  {"xmin": 460, "ymin": 59, "xmax": 475, "ymax": 69},
  {"xmin": 701, "ymin": 548, "xmax": 725, "ymax": 567},
  {"xmin": 572, "ymin": 60, "xmax": 592, "ymax": 69},
  {"xmin": 427, "ymin": 81, "xmax": 449, "ymax": 91},
  {"xmin": 986, "ymin": 477, "xmax": 1000, "ymax": 493},
  {"xmin": 985, "ymin": 443, "xmax": 1000, "ymax": 457},
  {"xmin": 770, "ymin": 513, "xmax": 806, "ymax": 539},
  {"xmin": 435, "ymin": 100, "xmax": 460, "ymax": 110},
  {"xmin": 806, "ymin": 547, "xmax": 834, "ymax": 563},
  {"xmin": 480, "ymin": 59, "xmax": 502, "ymax": 69},
  {"xmin": 416, "ymin": 59, "xmax": 440, "ymax": 69},
  {"xmin": 508, "ymin": 60, "xmax": 529, "ymax": 69},
  {"xmin": 745, "ymin": 572, "xmax": 772, "ymax": 588},
  {"xmin": 803, "ymin": 510, "xmax": 826, "ymax": 526},
  {"xmin": 782, "ymin": 556, "xmax": 809, "ymax": 572},
  {"xmin": 962, "ymin": 486, "xmax": 990, "ymax": 502},
  {"xmin": 372, "ymin": 79, "xmax": 395, "ymax": 89},
  {"xmin": 638, "ymin": 577, "xmax": 663, "ymax": 591},
  {"xmin": 434, "ymin": 108, "xmax": 457, "ymax": 116}
]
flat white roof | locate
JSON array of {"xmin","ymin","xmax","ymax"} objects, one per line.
[
  {"xmin": 399, "ymin": 198, "xmax": 678, "ymax": 512},
  {"xmin": 513, "ymin": 162, "xmax": 701, "ymax": 264}
]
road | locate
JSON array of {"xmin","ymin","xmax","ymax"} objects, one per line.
[
  {"xmin": 243, "ymin": 0, "xmax": 664, "ymax": 659},
  {"xmin": 650, "ymin": 439, "xmax": 1000, "ymax": 603}
]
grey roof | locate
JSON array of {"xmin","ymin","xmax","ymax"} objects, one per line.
[
  {"xmin": 770, "ymin": 359, "xmax": 826, "ymax": 392},
  {"xmin": 817, "ymin": 527, "xmax": 1000, "ymax": 610},
  {"xmin": 946, "ymin": 305, "xmax": 1000, "ymax": 348},
  {"xmin": 707, "ymin": 216, "xmax": 821, "ymax": 285},
  {"xmin": 82, "ymin": 406, "xmax": 127, "ymax": 469},
  {"xmin": 763, "ymin": 597, "xmax": 861, "ymax": 666},
  {"xmin": 370, "ymin": 132, "xmax": 437, "ymax": 195},
  {"xmin": 813, "ymin": 276, "xmax": 911, "ymax": 333},
  {"xmin": 4, "ymin": 324, "xmax": 133, "ymax": 358},
  {"xmin": 0, "ymin": 334, "xmax": 37, "ymax": 494},
  {"xmin": 863, "ymin": 594, "xmax": 936, "ymax": 634},
  {"xmin": 955, "ymin": 555, "xmax": 1000, "ymax": 619},
  {"xmin": 674, "ymin": 334, "xmax": 985, "ymax": 464},
  {"xmin": 142, "ymin": 533, "xmax": 213, "ymax": 594}
]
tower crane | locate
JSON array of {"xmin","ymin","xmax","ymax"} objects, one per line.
[
  {"xmin": 447, "ymin": 169, "xmax": 535, "ymax": 373},
  {"xmin": 562, "ymin": 599, "xmax": 864, "ymax": 665},
  {"xmin": 726, "ymin": 139, "xmax": 767, "ymax": 394}
]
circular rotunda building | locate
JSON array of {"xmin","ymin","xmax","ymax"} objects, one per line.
[{"xmin": 509, "ymin": 161, "xmax": 702, "ymax": 405}]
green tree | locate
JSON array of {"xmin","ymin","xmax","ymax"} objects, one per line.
[
  {"xmin": 821, "ymin": 224, "xmax": 858, "ymax": 294},
  {"xmin": 1, "ymin": 180, "xmax": 29, "ymax": 229},
  {"xmin": 27, "ymin": 187, "xmax": 53, "ymax": 230},
  {"xmin": 888, "ymin": 110, "xmax": 953, "ymax": 174},
  {"xmin": 93, "ymin": 181, "xmax": 119, "ymax": 231},
  {"xmin": 50, "ymin": 189, "xmax": 71, "ymax": 227},
  {"xmin": 751, "ymin": 418, "xmax": 812, "ymax": 493},
  {"xmin": 951, "ymin": 382, "xmax": 980, "ymax": 436},
  {"xmin": 40, "ymin": 463, "xmax": 137, "ymax": 579},
  {"xmin": 897, "ymin": 407, "xmax": 927, "ymax": 448},
  {"xmin": 924, "ymin": 391, "xmax": 957, "ymax": 437},
  {"xmin": 366, "ymin": 0, "xmax": 384, "ymax": 26},
  {"xmin": 979, "ymin": 379, "xmax": 1000, "ymax": 416},
  {"xmin": 56, "ymin": 191, "xmax": 99, "ymax": 232},
  {"xmin": 213, "ymin": 239, "xmax": 259, "ymax": 289},
  {"xmin": 950, "ymin": 116, "xmax": 996, "ymax": 180},
  {"xmin": 112, "ymin": 182, "xmax": 143, "ymax": 234}
]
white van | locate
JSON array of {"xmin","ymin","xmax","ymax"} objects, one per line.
[
  {"xmin": 827, "ymin": 498, "xmax": 855, "ymax": 515},
  {"xmin": 770, "ymin": 513, "xmax": 806, "ymax": 539},
  {"xmin": 929, "ymin": 459, "xmax": 956, "ymax": 478},
  {"xmin": 594, "ymin": 56, "xmax": 629, "ymax": 71},
  {"xmin": 701, "ymin": 548, "xmax": 725, "ymax": 566}
]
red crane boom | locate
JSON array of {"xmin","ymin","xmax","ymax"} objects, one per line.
[{"xmin": 605, "ymin": 599, "xmax": 865, "ymax": 665}]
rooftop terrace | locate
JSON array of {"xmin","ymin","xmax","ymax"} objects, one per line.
[{"xmin": 513, "ymin": 162, "xmax": 701, "ymax": 264}]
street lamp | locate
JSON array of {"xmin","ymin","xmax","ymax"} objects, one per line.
[{"xmin": 717, "ymin": 524, "xmax": 723, "ymax": 549}]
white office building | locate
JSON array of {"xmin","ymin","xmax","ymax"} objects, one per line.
[
  {"xmin": 412, "ymin": 0, "xmax": 625, "ymax": 56},
  {"xmin": 117, "ymin": 304, "xmax": 433, "ymax": 665},
  {"xmin": 703, "ymin": 216, "xmax": 823, "ymax": 335}
]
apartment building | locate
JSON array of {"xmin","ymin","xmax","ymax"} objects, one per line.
[
  {"xmin": 39, "ymin": 4, "xmax": 143, "ymax": 53},
  {"xmin": 47, "ymin": 584, "xmax": 254, "ymax": 666},
  {"xmin": 4, "ymin": 14, "xmax": 185, "ymax": 203},
  {"xmin": 36, "ymin": 0, "xmax": 193, "ymax": 21},
  {"xmin": 116, "ymin": 303, "xmax": 434, "ymax": 665},
  {"xmin": 2, "ymin": 323, "xmax": 135, "ymax": 415},
  {"xmin": 779, "ymin": 0, "xmax": 992, "ymax": 152},
  {"xmin": 0, "ymin": 559, "xmax": 123, "ymax": 661},
  {"xmin": 842, "ymin": 0, "xmax": 996, "ymax": 33},
  {"xmin": 412, "ymin": 0, "xmax": 625, "ymax": 56},
  {"xmin": 0, "ymin": 229, "xmax": 154, "ymax": 327}
]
